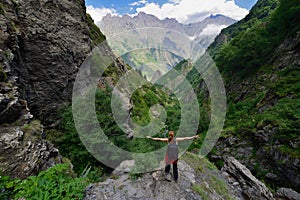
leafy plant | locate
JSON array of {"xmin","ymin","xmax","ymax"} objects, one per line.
[
  {"xmin": 0, "ymin": 175, "xmax": 20, "ymax": 200},
  {"xmin": 13, "ymin": 164, "xmax": 88, "ymax": 199}
]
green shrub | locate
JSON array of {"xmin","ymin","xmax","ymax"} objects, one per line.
[
  {"xmin": 0, "ymin": 175, "xmax": 20, "ymax": 200},
  {"xmin": 48, "ymin": 105, "xmax": 106, "ymax": 174},
  {"xmin": 215, "ymin": 160, "xmax": 224, "ymax": 169},
  {"xmin": 13, "ymin": 164, "xmax": 88, "ymax": 199}
]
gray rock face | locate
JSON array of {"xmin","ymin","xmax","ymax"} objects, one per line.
[
  {"xmin": 0, "ymin": 0, "xmax": 96, "ymax": 124},
  {"xmin": 275, "ymin": 188, "xmax": 300, "ymax": 200},
  {"xmin": 85, "ymin": 154, "xmax": 300, "ymax": 200},
  {"xmin": 0, "ymin": 93, "xmax": 22, "ymax": 124},
  {"xmin": 222, "ymin": 156, "xmax": 274, "ymax": 200},
  {"xmin": 0, "ymin": 76, "xmax": 62, "ymax": 179},
  {"xmin": 0, "ymin": 123, "xmax": 62, "ymax": 179},
  {"xmin": 0, "ymin": 0, "xmax": 129, "ymax": 179},
  {"xmin": 84, "ymin": 153, "xmax": 242, "ymax": 200},
  {"xmin": 0, "ymin": 0, "xmax": 127, "ymax": 181},
  {"xmin": 15, "ymin": 0, "xmax": 93, "ymax": 123},
  {"xmin": 84, "ymin": 160, "xmax": 204, "ymax": 200}
]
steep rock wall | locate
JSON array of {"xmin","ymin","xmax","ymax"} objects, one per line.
[{"xmin": 0, "ymin": 0, "xmax": 101, "ymax": 124}]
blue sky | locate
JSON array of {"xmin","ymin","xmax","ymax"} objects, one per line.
[
  {"xmin": 86, "ymin": 0, "xmax": 258, "ymax": 11},
  {"xmin": 86, "ymin": 0, "xmax": 258, "ymax": 24},
  {"xmin": 234, "ymin": 0, "xmax": 258, "ymax": 9}
]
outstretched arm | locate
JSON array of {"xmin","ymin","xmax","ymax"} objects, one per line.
[
  {"xmin": 146, "ymin": 136, "xmax": 168, "ymax": 142},
  {"xmin": 176, "ymin": 135, "xmax": 199, "ymax": 141}
]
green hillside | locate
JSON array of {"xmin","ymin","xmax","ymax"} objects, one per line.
[{"xmin": 203, "ymin": 0, "xmax": 300, "ymax": 191}]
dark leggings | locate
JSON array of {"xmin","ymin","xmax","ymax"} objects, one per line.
[{"xmin": 165, "ymin": 160, "xmax": 178, "ymax": 181}]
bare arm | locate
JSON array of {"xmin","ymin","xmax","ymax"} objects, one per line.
[
  {"xmin": 146, "ymin": 136, "xmax": 168, "ymax": 142},
  {"xmin": 176, "ymin": 135, "xmax": 199, "ymax": 141}
]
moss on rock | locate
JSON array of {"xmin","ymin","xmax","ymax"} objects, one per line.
[{"xmin": 0, "ymin": 64, "xmax": 7, "ymax": 82}]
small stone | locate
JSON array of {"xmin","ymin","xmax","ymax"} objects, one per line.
[
  {"xmin": 113, "ymin": 160, "xmax": 135, "ymax": 175},
  {"xmin": 233, "ymin": 182, "xmax": 239, "ymax": 186}
]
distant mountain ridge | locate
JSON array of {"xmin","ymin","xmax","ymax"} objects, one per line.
[
  {"xmin": 98, "ymin": 12, "xmax": 236, "ymax": 81},
  {"xmin": 99, "ymin": 12, "xmax": 236, "ymax": 46}
]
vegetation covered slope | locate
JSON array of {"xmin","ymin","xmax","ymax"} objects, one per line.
[{"xmin": 203, "ymin": 0, "xmax": 300, "ymax": 191}]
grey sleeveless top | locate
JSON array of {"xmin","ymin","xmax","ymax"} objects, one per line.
[{"xmin": 167, "ymin": 138, "xmax": 178, "ymax": 161}]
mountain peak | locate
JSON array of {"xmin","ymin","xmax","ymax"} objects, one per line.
[
  {"xmin": 99, "ymin": 12, "xmax": 236, "ymax": 48},
  {"xmin": 209, "ymin": 14, "xmax": 224, "ymax": 19}
]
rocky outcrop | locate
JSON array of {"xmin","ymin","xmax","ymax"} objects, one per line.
[
  {"xmin": 84, "ymin": 153, "xmax": 238, "ymax": 200},
  {"xmin": 222, "ymin": 156, "xmax": 274, "ymax": 200},
  {"xmin": 84, "ymin": 153, "xmax": 300, "ymax": 200},
  {"xmin": 85, "ymin": 161, "xmax": 232, "ymax": 200},
  {"xmin": 275, "ymin": 188, "xmax": 300, "ymax": 200},
  {"xmin": 221, "ymin": 156, "xmax": 300, "ymax": 200},
  {"xmin": 0, "ymin": 124, "xmax": 62, "ymax": 179},
  {"xmin": 0, "ymin": 85, "xmax": 23, "ymax": 124},
  {"xmin": 0, "ymin": 78, "xmax": 62, "ymax": 179},
  {"xmin": 0, "ymin": 0, "xmax": 107, "ymax": 124}
]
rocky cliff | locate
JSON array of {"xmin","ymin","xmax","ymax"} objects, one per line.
[
  {"xmin": 0, "ymin": 0, "xmax": 127, "ymax": 180},
  {"xmin": 0, "ymin": 0, "xmax": 104, "ymax": 124},
  {"xmin": 0, "ymin": 67, "xmax": 62, "ymax": 178}
]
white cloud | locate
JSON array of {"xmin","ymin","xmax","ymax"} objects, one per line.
[
  {"xmin": 136, "ymin": 0, "xmax": 249, "ymax": 24},
  {"xmin": 199, "ymin": 24, "xmax": 228, "ymax": 36},
  {"xmin": 130, "ymin": 0, "xmax": 147, "ymax": 7},
  {"xmin": 86, "ymin": 5, "xmax": 118, "ymax": 24}
]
